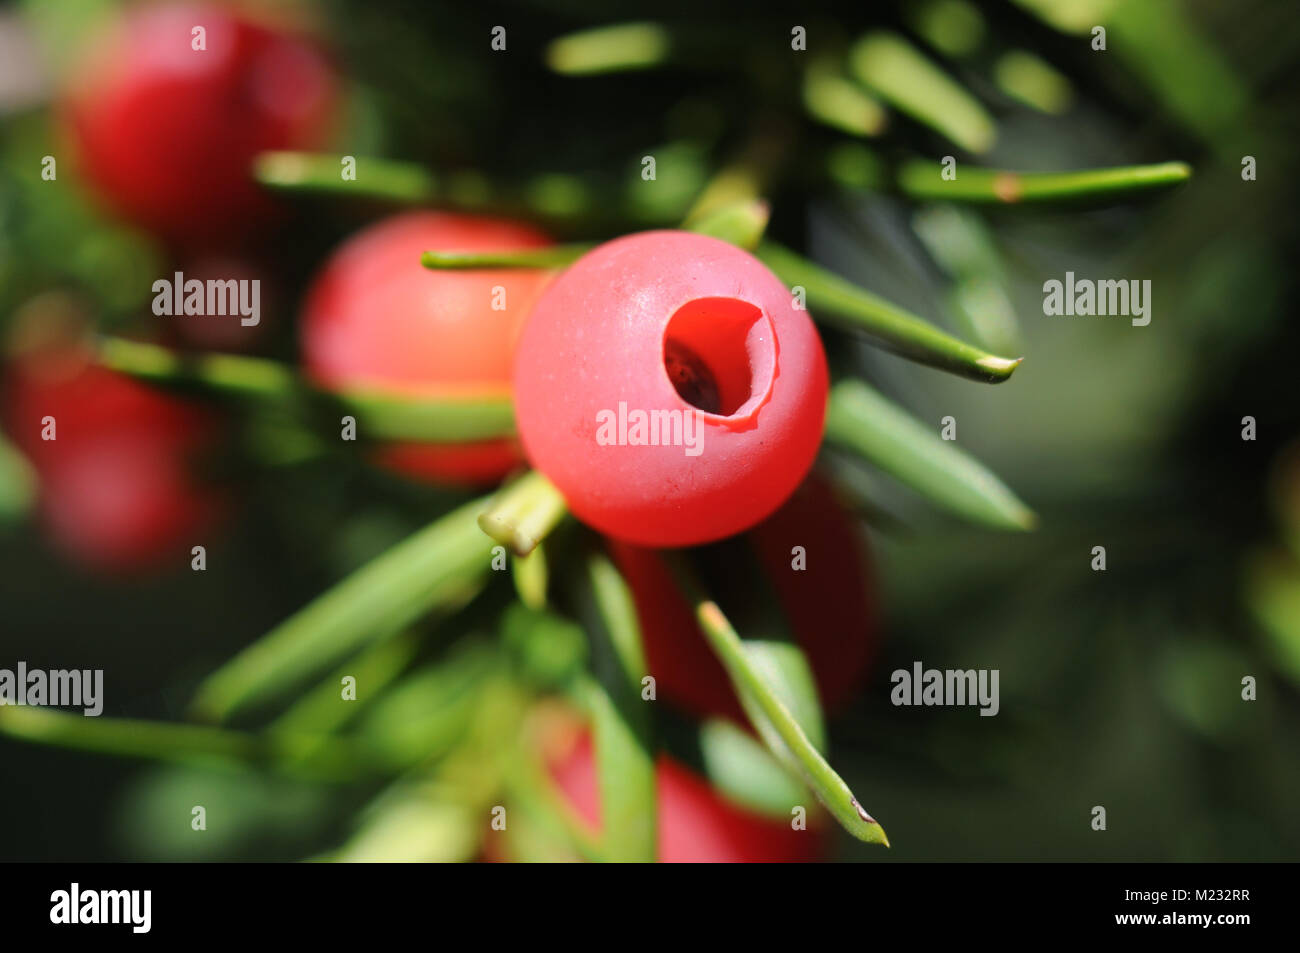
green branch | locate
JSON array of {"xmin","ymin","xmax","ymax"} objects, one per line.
[
  {"xmin": 512, "ymin": 544, "xmax": 550, "ymax": 610},
  {"xmin": 803, "ymin": 61, "xmax": 887, "ymax": 137},
  {"xmin": 478, "ymin": 470, "xmax": 569, "ymax": 557},
  {"xmin": 579, "ymin": 552, "xmax": 656, "ymax": 860},
  {"xmin": 97, "ymin": 336, "xmax": 515, "ymax": 442},
  {"xmin": 757, "ymin": 242, "xmax": 1022, "ymax": 383},
  {"xmin": 585, "ymin": 551, "xmax": 649, "ymax": 685},
  {"xmin": 420, "ymin": 245, "xmax": 591, "ymax": 270},
  {"xmin": 669, "ymin": 560, "xmax": 889, "ymax": 846},
  {"xmin": 576, "ymin": 676, "xmax": 657, "ymax": 862},
  {"xmin": 897, "ymin": 159, "xmax": 1191, "ymax": 204},
  {"xmin": 255, "ymin": 151, "xmax": 437, "ymax": 203},
  {"xmin": 268, "ymin": 630, "xmax": 422, "ymax": 741},
  {"xmin": 686, "ymin": 199, "xmax": 771, "ymax": 250},
  {"xmin": 545, "ymin": 23, "xmax": 672, "ymax": 75},
  {"xmin": 849, "ymin": 31, "xmax": 996, "ymax": 153},
  {"xmin": 190, "ymin": 495, "xmax": 496, "ymax": 722},
  {"xmin": 825, "ymin": 378, "xmax": 1036, "ymax": 531},
  {"xmin": 0, "ymin": 706, "xmax": 380, "ymax": 781},
  {"xmin": 502, "ymin": 745, "xmax": 609, "ymax": 862}
]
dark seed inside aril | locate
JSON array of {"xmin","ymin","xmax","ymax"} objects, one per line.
[{"xmin": 664, "ymin": 340, "xmax": 722, "ymax": 414}]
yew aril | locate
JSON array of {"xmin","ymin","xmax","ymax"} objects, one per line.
[
  {"xmin": 513, "ymin": 230, "xmax": 829, "ymax": 547},
  {"xmin": 300, "ymin": 211, "xmax": 554, "ymax": 485}
]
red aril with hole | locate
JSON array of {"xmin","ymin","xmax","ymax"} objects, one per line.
[
  {"xmin": 300, "ymin": 211, "xmax": 554, "ymax": 485},
  {"xmin": 513, "ymin": 230, "xmax": 829, "ymax": 546}
]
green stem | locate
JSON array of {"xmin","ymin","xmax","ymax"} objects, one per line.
[
  {"xmin": 906, "ymin": 0, "xmax": 987, "ymax": 58},
  {"xmin": 897, "ymin": 159, "xmax": 1191, "ymax": 204},
  {"xmin": 698, "ymin": 718, "xmax": 810, "ymax": 817},
  {"xmin": 825, "ymin": 378, "xmax": 1036, "ymax": 531},
  {"xmin": 512, "ymin": 543, "xmax": 550, "ymax": 610},
  {"xmin": 669, "ymin": 561, "xmax": 889, "ymax": 846},
  {"xmin": 97, "ymin": 336, "xmax": 515, "ymax": 442},
  {"xmin": 268, "ymin": 629, "xmax": 422, "ymax": 740},
  {"xmin": 803, "ymin": 61, "xmax": 888, "ymax": 137},
  {"xmin": 685, "ymin": 199, "xmax": 770, "ymax": 250},
  {"xmin": 354, "ymin": 644, "xmax": 500, "ymax": 768},
  {"xmin": 545, "ymin": 22, "xmax": 672, "ymax": 75},
  {"xmin": 339, "ymin": 389, "xmax": 515, "ymax": 442},
  {"xmin": 420, "ymin": 245, "xmax": 591, "ymax": 270},
  {"xmin": 681, "ymin": 126, "xmax": 788, "ymax": 228},
  {"xmin": 254, "ymin": 151, "xmax": 437, "ymax": 203},
  {"xmin": 992, "ymin": 50, "xmax": 1074, "ymax": 115},
  {"xmin": 330, "ymin": 673, "xmax": 527, "ymax": 861},
  {"xmin": 504, "ymin": 741, "xmax": 609, "ymax": 861},
  {"xmin": 912, "ymin": 205, "xmax": 1023, "ymax": 356},
  {"xmin": 99, "ymin": 335, "xmax": 295, "ymax": 401},
  {"xmin": 415, "ymin": 196, "xmax": 770, "ymax": 266},
  {"xmin": 190, "ymin": 495, "xmax": 496, "ymax": 722},
  {"xmin": 849, "ymin": 31, "xmax": 996, "ymax": 153},
  {"xmin": 757, "ymin": 242, "xmax": 1022, "ymax": 383},
  {"xmin": 585, "ymin": 551, "xmax": 649, "ymax": 686},
  {"xmin": 324, "ymin": 785, "xmax": 481, "ymax": 863},
  {"xmin": 579, "ymin": 553, "xmax": 657, "ymax": 861},
  {"xmin": 478, "ymin": 470, "xmax": 569, "ymax": 557},
  {"xmin": 576, "ymin": 676, "xmax": 657, "ymax": 862},
  {"xmin": 1107, "ymin": 0, "xmax": 1250, "ymax": 153},
  {"xmin": 0, "ymin": 706, "xmax": 378, "ymax": 781}
]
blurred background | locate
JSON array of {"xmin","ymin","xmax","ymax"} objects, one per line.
[{"xmin": 1, "ymin": 0, "xmax": 1298, "ymax": 861}]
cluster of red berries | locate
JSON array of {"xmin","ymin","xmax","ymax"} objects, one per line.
[
  {"xmin": 5, "ymin": 3, "xmax": 881, "ymax": 862},
  {"xmin": 6, "ymin": 4, "xmax": 334, "ymax": 569}
]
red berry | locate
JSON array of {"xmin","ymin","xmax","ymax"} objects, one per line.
[
  {"xmin": 300, "ymin": 211, "xmax": 554, "ymax": 486},
  {"xmin": 63, "ymin": 3, "xmax": 337, "ymax": 244},
  {"xmin": 513, "ymin": 230, "xmax": 829, "ymax": 547},
  {"xmin": 608, "ymin": 473, "xmax": 878, "ymax": 722},
  {"xmin": 550, "ymin": 730, "xmax": 823, "ymax": 863},
  {"xmin": 2, "ymin": 349, "xmax": 221, "ymax": 572}
]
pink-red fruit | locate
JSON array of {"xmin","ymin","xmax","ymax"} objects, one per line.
[
  {"xmin": 513, "ymin": 231, "xmax": 829, "ymax": 546},
  {"xmin": 301, "ymin": 211, "xmax": 554, "ymax": 485},
  {"xmin": 64, "ymin": 3, "xmax": 338, "ymax": 244}
]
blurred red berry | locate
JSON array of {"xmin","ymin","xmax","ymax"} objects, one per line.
[
  {"xmin": 608, "ymin": 473, "xmax": 878, "ymax": 722},
  {"xmin": 2, "ymin": 349, "xmax": 221, "ymax": 572},
  {"xmin": 63, "ymin": 3, "xmax": 338, "ymax": 245},
  {"xmin": 513, "ymin": 230, "xmax": 829, "ymax": 547},
  {"xmin": 550, "ymin": 731, "xmax": 823, "ymax": 863},
  {"xmin": 301, "ymin": 211, "xmax": 554, "ymax": 486}
]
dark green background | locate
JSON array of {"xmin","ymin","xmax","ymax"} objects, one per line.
[{"xmin": 2, "ymin": 0, "xmax": 1298, "ymax": 861}]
